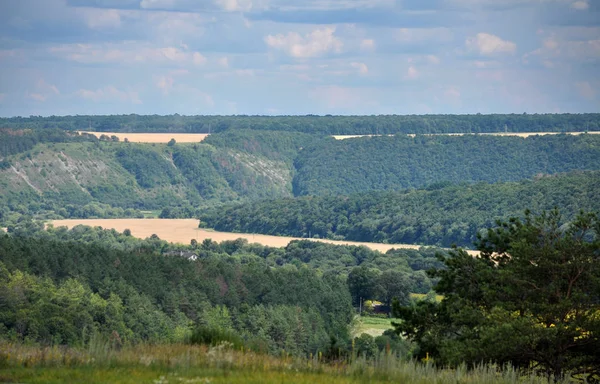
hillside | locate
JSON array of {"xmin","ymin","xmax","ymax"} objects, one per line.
[
  {"xmin": 0, "ymin": 130, "xmax": 316, "ymax": 219},
  {"xmin": 199, "ymin": 171, "xmax": 600, "ymax": 248},
  {"xmin": 292, "ymin": 134, "xmax": 600, "ymax": 195}
]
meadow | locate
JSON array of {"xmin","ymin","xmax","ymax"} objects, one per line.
[
  {"xmin": 0, "ymin": 342, "xmax": 570, "ymax": 384},
  {"xmin": 49, "ymin": 218, "xmax": 479, "ymax": 255}
]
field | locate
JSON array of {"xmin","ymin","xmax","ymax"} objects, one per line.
[
  {"xmin": 353, "ymin": 316, "xmax": 398, "ymax": 337},
  {"xmin": 49, "ymin": 219, "xmax": 479, "ymax": 255},
  {"xmin": 0, "ymin": 343, "xmax": 562, "ymax": 384},
  {"xmin": 334, "ymin": 132, "xmax": 600, "ymax": 140},
  {"xmin": 79, "ymin": 131, "xmax": 209, "ymax": 143}
]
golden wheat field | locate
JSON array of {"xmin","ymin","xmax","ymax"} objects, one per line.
[
  {"xmin": 49, "ymin": 218, "xmax": 478, "ymax": 255},
  {"xmin": 78, "ymin": 131, "xmax": 209, "ymax": 143}
]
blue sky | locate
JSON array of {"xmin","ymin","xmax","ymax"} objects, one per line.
[{"xmin": 0, "ymin": 0, "xmax": 598, "ymax": 116}]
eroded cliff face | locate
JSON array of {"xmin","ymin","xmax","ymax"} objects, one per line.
[{"xmin": 0, "ymin": 142, "xmax": 294, "ymax": 209}]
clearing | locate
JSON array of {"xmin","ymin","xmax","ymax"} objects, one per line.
[{"xmin": 49, "ymin": 218, "xmax": 479, "ymax": 255}]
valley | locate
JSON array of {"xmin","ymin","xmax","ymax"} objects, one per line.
[{"xmin": 50, "ymin": 218, "xmax": 480, "ymax": 255}]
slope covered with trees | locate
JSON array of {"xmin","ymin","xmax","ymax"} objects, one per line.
[
  {"xmin": 1, "ymin": 113, "xmax": 598, "ymax": 134},
  {"xmin": 293, "ymin": 134, "xmax": 600, "ymax": 195},
  {"xmin": 0, "ymin": 129, "xmax": 316, "ymax": 225},
  {"xmin": 0, "ymin": 226, "xmax": 354, "ymax": 355},
  {"xmin": 199, "ymin": 171, "xmax": 600, "ymax": 247},
  {"xmin": 393, "ymin": 210, "xmax": 600, "ymax": 381}
]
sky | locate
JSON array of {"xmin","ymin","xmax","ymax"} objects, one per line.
[{"xmin": 0, "ymin": 0, "xmax": 598, "ymax": 116}]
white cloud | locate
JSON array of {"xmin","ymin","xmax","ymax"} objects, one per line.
[
  {"xmin": 270, "ymin": 0, "xmax": 394, "ymax": 11},
  {"xmin": 76, "ymin": 86, "xmax": 141, "ymax": 104},
  {"xmin": 360, "ymin": 39, "xmax": 376, "ymax": 51},
  {"xmin": 49, "ymin": 43, "xmax": 208, "ymax": 67},
  {"xmin": 394, "ymin": 28, "xmax": 453, "ymax": 44},
  {"xmin": 218, "ymin": 57, "xmax": 230, "ymax": 68},
  {"xmin": 79, "ymin": 8, "xmax": 122, "ymax": 29},
  {"xmin": 215, "ymin": 0, "xmax": 254, "ymax": 11},
  {"xmin": 444, "ymin": 87, "xmax": 461, "ymax": 102},
  {"xmin": 571, "ymin": 0, "xmax": 589, "ymax": 10},
  {"xmin": 265, "ymin": 27, "xmax": 343, "ymax": 58},
  {"xmin": 140, "ymin": 0, "xmax": 178, "ymax": 9},
  {"xmin": 523, "ymin": 36, "xmax": 600, "ymax": 64},
  {"xmin": 310, "ymin": 85, "xmax": 365, "ymax": 109},
  {"xmin": 576, "ymin": 82, "xmax": 595, "ymax": 99},
  {"xmin": 26, "ymin": 92, "xmax": 47, "ymax": 102},
  {"xmin": 0, "ymin": 93, "xmax": 5, "ymax": 103},
  {"xmin": 406, "ymin": 66, "xmax": 419, "ymax": 79},
  {"xmin": 466, "ymin": 33, "xmax": 516, "ymax": 55},
  {"xmin": 156, "ymin": 76, "xmax": 174, "ymax": 95},
  {"xmin": 426, "ymin": 55, "xmax": 441, "ymax": 64},
  {"xmin": 351, "ymin": 62, "xmax": 369, "ymax": 75},
  {"xmin": 37, "ymin": 79, "xmax": 60, "ymax": 95},
  {"xmin": 193, "ymin": 52, "xmax": 207, "ymax": 65}
]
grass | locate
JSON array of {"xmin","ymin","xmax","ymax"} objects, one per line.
[
  {"xmin": 353, "ymin": 316, "xmax": 399, "ymax": 337},
  {"xmin": 0, "ymin": 342, "xmax": 570, "ymax": 384},
  {"xmin": 410, "ymin": 293, "xmax": 444, "ymax": 302}
]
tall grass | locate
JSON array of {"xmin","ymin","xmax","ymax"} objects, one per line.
[{"xmin": 0, "ymin": 341, "xmax": 573, "ymax": 384}]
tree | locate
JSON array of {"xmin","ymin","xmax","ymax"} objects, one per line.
[
  {"xmin": 376, "ymin": 270, "xmax": 410, "ymax": 312},
  {"xmin": 393, "ymin": 210, "xmax": 600, "ymax": 381},
  {"xmin": 167, "ymin": 138, "xmax": 176, "ymax": 146},
  {"xmin": 347, "ymin": 266, "xmax": 379, "ymax": 307}
]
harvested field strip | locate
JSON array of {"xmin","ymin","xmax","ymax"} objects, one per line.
[
  {"xmin": 78, "ymin": 131, "xmax": 209, "ymax": 143},
  {"xmin": 334, "ymin": 131, "xmax": 600, "ymax": 139},
  {"xmin": 49, "ymin": 218, "xmax": 479, "ymax": 255}
]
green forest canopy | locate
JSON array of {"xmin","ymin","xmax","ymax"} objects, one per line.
[{"xmin": 1, "ymin": 113, "xmax": 599, "ymax": 134}]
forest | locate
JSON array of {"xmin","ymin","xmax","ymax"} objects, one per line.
[
  {"xmin": 1, "ymin": 113, "xmax": 599, "ymax": 134},
  {"xmin": 199, "ymin": 171, "xmax": 600, "ymax": 247}
]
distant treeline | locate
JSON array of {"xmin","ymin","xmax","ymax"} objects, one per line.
[
  {"xmin": 0, "ymin": 128, "xmax": 95, "ymax": 158},
  {"xmin": 1, "ymin": 113, "xmax": 599, "ymax": 134},
  {"xmin": 199, "ymin": 171, "xmax": 600, "ymax": 248}
]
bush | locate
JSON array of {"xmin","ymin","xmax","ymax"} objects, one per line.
[{"xmin": 188, "ymin": 326, "xmax": 244, "ymax": 349}]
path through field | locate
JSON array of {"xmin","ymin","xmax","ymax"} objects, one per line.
[{"xmin": 50, "ymin": 218, "xmax": 479, "ymax": 255}]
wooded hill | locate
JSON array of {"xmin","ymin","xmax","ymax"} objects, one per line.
[
  {"xmin": 199, "ymin": 171, "xmax": 600, "ymax": 248},
  {"xmin": 2, "ymin": 113, "xmax": 599, "ymax": 134},
  {"xmin": 2, "ymin": 129, "xmax": 600, "ymax": 227}
]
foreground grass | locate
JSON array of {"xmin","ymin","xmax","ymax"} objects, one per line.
[{"xmin": 0, "ymin": 342, "xmax": 572, "ymax": 384}]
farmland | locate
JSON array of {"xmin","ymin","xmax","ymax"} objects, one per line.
[
  {"xmin": 50, "ymin": 218, "xmax": 479, "ymax": 255},
  {"xmin": 79, "ymin": 131, "xmax": 209, "ymax": 143},
  {"xmin": 334, "ymin": 131, "xmax": 600, "ymax": 139}
]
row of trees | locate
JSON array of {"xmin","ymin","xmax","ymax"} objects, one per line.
[{"xmin": 2, "ymin": 114, "xmax": 599, "ymax": 134}]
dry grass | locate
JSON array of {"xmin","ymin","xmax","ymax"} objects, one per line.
[
  {"xmin": 0, "ymin": 342, "xmax": 566, "ymax": 384},
  {"xmin": 49, "ymin": 219, "xmax": 478, "ymax": 255},
  {"xmin": 335, "ymin": 132, "xmax": 600, "ymax": 140},
  {"xmin": 78, "ymin": 131, "xmax": 209, "ymax": 143}
]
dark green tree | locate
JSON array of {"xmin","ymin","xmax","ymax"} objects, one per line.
[
  {"xmin": 347, "ymin": 266, "xmax": 380, "ymax": 307},
  {"xmin": 376, "ymin": 270, "xmax": 410, "ymax": 312},
  {"xmin": 393, "ymin": 210, "xmax": 600, "ymax": 381}
]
